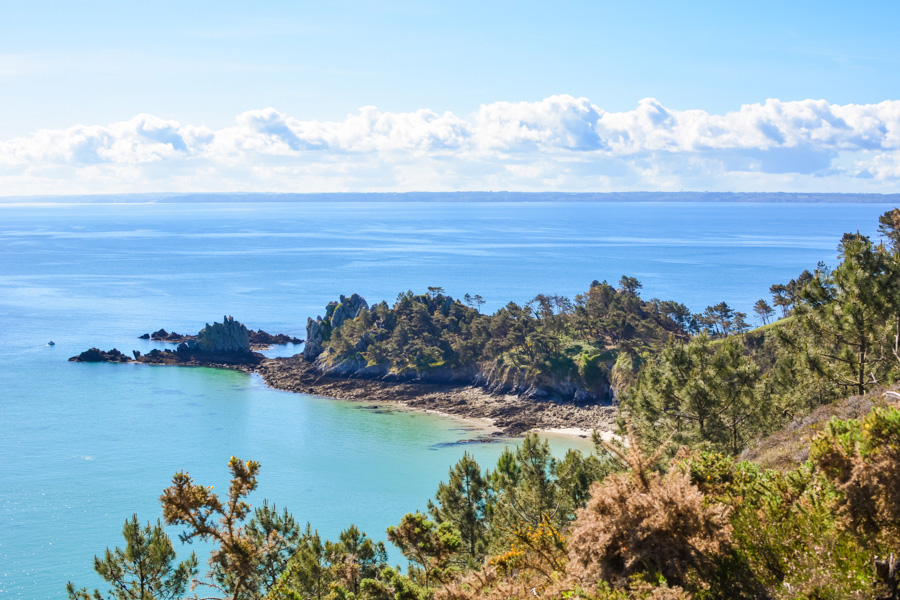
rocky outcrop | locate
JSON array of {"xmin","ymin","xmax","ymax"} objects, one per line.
[
  {"xmin": 69, "ymin": 348, "xmax": 133, "ymax": 363},
  {"xmin": 183, "ymin": 316, "xmax": 250, "ymax": 353},
  {"xmin": 303, "ymin": 294, "xmax": 369, "ymax": 360},
  {"xmin": 149, "ymin": 329, "xmax": 193, "ymax": 343},
  {"xmin": 300, "ymin": 293, "xmax": 611, "ymax": 404},
  {"xmin": 248, "ymin": 330, "xmax": 303, "ymax": 346},
  {"xmin": 74, "ymin": 317, "xmax": 264, "ymax": 368},
  {"xmin": 307, "ymin": 357, "xmax": 610, "ymax": 404},
  {"xmin": 141, "ymin": 327, "xmax": 301, "ymax": 347}
]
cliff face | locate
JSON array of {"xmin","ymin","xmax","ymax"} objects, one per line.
[{"xmin": 303, "ymin": 294, "xmax": 369, "ymax": 360}]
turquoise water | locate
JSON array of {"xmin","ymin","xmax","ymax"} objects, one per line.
[{"xmin": 0, "ymin": 200, "xmax": 895, "ymax": 598}]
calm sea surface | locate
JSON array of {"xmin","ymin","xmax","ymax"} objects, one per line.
[{"xmin": 0, "ymin": 201, "xmax": 894, "ymax": 598}]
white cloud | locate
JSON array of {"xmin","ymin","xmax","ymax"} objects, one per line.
[{"xmin": 2, "ymin": 96, "xmax": 900, "ymax": 195}]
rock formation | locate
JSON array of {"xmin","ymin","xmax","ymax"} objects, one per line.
[
  {"xmin": 69, "ymin": 348, "xmax": 132, "ymax": 363},
  {"xmin": 73, "ymin": 317, "xmax": 265, "ymax": 367},
  {"xmin": 150, "ymin": 329, "xmax": 193, "ymax": 343},
  {"xmin": 303, "ymin": 294, "xmax": 369, "ymax": 360},
  {"xmin": 183, "ymin": 316, "xmax": 251, "ymax": 353},
  {"xmin": 141, "ymin": 327, "xmax": 301, "ymax": 347},
  {"xmin": 247, "ymin": 330, "xmax": 303, "ymax": 345}
]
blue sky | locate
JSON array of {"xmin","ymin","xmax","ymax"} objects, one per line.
[{"xmin": 2, "ymin": 0, "xmax": 900, "ymax": 195}]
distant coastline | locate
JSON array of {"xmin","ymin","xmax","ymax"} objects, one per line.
[{"xmin": 3, "ymin": 191, "xmax": 900, "ymax": 204}]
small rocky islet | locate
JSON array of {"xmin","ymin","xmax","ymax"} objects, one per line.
[{"xmin": 69, "ymin": 316, "xmax": 294, "ymax": 371}]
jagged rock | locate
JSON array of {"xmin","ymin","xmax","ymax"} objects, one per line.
[
  {"xmin": 185, "ymin": 316, "xmax": 251, "ymax": 353},
  {"xmin": 331, "ymin": 294, "xmax": 369, "ymax": 329},
  {"xmin": 303, "ymin": 294, "xmax": 369, "ymax": 360},
  {"xmin": 303, "ymin": 317, "xmax": 329, "ymax": 360},
  {"xmin": 68, "ymin": 348, "xmax": 133, "ymax": 363},
  {"xmin": 151, "ymin": 329, "xmax": 193, "ymax": 343},
  {"xmin": 145, "ymin": 326, "xmax": 299, "ymax": 346},
  {"xmin": 138, "ymin": 348, "xmax": 183, "ymax": 364}
]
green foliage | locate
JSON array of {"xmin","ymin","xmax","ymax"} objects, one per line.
[
  {"xmin": 789, "ymin": 233, "xmax": 900, "ymax": 396},
  {"xmin": 318, "ymin": 280, "xmax": 688, "ymax": 397},
  {"xmin": 159, "ymin": 456, "xmax": 301, "ymax": 600},
  {"xmin": 246, "ymin": 501, "xmax": 303, "ymax": 592},
  {"xmin": 626, "ymin": 335, "xmax": 762, "ymax": 454},
  {"xmin": 269, "ymin": 524, "xmax": 388, "ymax": 600},
  {"xmin": 428, "ymin": 452, "xmax": 489, "ymax": 567},
  {"xmin": 279, "ymin": 525, "xmax": 330, "ymax": 600},
  {"xmin": 67, "ymin": 515, "xmax": 197, "ymax": 600},
  {"xmin": 809, "ymin": 404, "xmax": 900, "ymax": 546},
  {"xmin": 387, "ymin": 512, "xmax": 461, "ymax": 589}
]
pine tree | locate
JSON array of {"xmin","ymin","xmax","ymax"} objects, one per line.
[
  {"xmin": 159, "ymin": 456, "xmax": 299, "ymax": 600},
  {"xmin": 792, "ymin": 234, "xmax": 900, "ymax": 396},
  {"xmin": 428, "ymin": 452, "xmax": 489, "ymax": 566},
  {"xmin": 626, "ymin": 334, "xmax": 760, "ymax": 453},
  {"xmin": 753, "ymin": 299, "xmax": 774, "ymax": 325},
  {"xmin": 387, "ymin": 512, "xmax": 460, "ymax": 589},
  {"xmin": 67, "ymin": 515, "xmax": 197, "ymax": 600}
]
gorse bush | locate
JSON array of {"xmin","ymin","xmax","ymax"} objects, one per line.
[
  {"xmin": 566, "ymin": 439, "xmax": 732, "ymax": 591},
  {"xmin": 810, "ymin": 402, "xmax": 900, "ymax": 547},
  {"xmin": 71, "ymin": 401, "xmax": 900, "ymax": 600}
]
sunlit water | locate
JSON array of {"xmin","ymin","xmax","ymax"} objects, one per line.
[{"xmin": 0, "ymin": 200, "xmax": 894, "ymax": 598}]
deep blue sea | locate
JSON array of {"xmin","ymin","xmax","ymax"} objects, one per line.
[{"xmin": 0, "ymin": 200, "xmax": 895, "ymax": 599}]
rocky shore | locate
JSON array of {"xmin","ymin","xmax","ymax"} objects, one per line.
[
  {"xmin": 256, "ymin": 355, "xmax": 615, "ymax": 435},
  {"xmin": 70, "ymin": 314, "xmax": 617, "ymax": 437}
]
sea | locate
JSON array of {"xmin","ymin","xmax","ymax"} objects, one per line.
[{"xmin": 0, "ymin": 200, "xmax": 895, "ymax": 599}]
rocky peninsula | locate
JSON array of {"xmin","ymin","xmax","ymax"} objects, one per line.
[{"xmin": 70, "ymin": 305, "xmax": 617, "ymax": 436}]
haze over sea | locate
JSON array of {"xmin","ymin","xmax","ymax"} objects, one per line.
[{"xmin": 0, "ymin": 199, "xmax": 895, "ymax": 599}]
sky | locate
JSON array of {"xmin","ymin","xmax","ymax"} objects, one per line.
[{"xmin": 2, "ymin": 0, "xmax": 900, "ymax": 195}]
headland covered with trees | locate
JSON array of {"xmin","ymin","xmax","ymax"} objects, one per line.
[{"xmin": 67, "ymin": 210, "xmax": 900, "ymax": 599}]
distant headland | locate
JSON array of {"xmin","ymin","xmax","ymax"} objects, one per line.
[{"xmin": 4, "ymin": 191, "xmax": 900, "ymax": 204}]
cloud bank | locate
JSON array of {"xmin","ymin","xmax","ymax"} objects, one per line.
[{"xmin": 2, "ymin": 95, "xmax": 900, "ymax": 195}]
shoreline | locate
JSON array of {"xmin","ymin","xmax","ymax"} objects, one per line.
[
  {"xmin": 255, "ymin": 355, "xmax": 616, "ymax": 437},
  {"xmin": 69, "ymin": 347, "xmax": 618, "ymax": 438}
]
